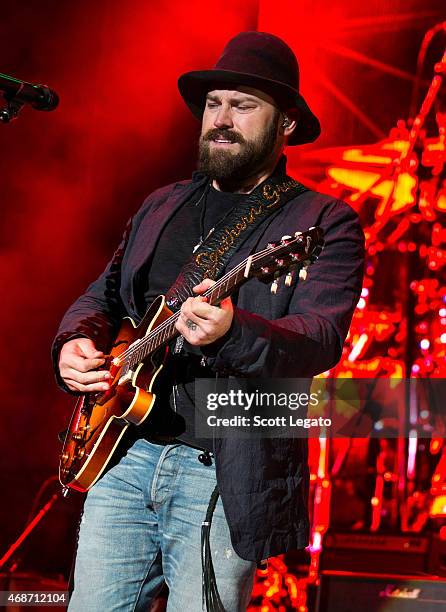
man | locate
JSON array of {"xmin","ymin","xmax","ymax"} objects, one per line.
[{"xmin": 53, "ymin": 32, "xmax": 364, "ymax": 611}]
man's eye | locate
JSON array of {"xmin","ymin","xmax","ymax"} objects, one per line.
[
  {"xmin": 206, "ymin": 102, "xmax": 219, "ymax": 108},
  {"xmin": 237, "ymin": 105, "xmax": 255, "ymax": 111}
]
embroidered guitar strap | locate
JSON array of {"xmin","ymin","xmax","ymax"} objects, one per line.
[{"xmin": 165, "ymin": 174, "xmax": 308, "ymax": 311}]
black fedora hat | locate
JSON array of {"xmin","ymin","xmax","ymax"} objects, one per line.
[{"xmin": 178, "ymin": 31, "xmax": 321, "ymax": 146}]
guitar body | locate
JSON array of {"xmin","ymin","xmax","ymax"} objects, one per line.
[{"xmin": 59, "ymin": 296, "xmax": 173, "ymax": 492}]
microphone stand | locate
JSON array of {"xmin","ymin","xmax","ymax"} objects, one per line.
[
  {"xmin": 0, "ymin": 72, "xmax": 59, "ymax": 122},
  {"xmin": 0, "ymin": 74, "xmax": 26, "ymax": 122},
  {"xmin": 0, "ymin": 492, "xmax": 60, "ymax": 571},
  {"xmin": 0, "ymin": 94, "xmax": 25, "ymax": 123},
  {"xmin": 0, "ymin": 475, "xmax": 63, "ymax": 573}
]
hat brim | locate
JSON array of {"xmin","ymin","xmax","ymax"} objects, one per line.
[{"xmin": 178, "ymin": 69, "xmax": 321, "ymax": 145}]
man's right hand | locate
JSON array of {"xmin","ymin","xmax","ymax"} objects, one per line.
[{"xmin": 59, "ymin": 338, "xmax": 112, "ymax": 393}]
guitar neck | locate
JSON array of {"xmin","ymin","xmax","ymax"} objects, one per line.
[
  {"xmin": 121, "ymin": 226, "xmax": 323, "ymax": 371},
  {"xmin": 202, "ymin": 263, "xmax": 247, "ymax": 306},
  {"xmin": 125, "ymin": 262, "xmax": 248, "ymax": 369}
]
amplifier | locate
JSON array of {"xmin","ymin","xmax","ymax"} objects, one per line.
[
  {"xmin": 316, "ymin": 571, "xmax": 446, "ymax": 612},
  {"xmin": 321, "ymin": 532, "xmax": 429, "ymax": 574},
  {"xmin": 428, "ymin": 534, "xmax": 446, "ymax": 576}
]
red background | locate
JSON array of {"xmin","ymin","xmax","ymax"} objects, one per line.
[{"xmin": 0, "ymin": 0, "xmax": 445, "ymax": 579}]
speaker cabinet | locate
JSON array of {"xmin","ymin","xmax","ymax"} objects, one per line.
[
  {"xmin": 316, "ymin": 570, "xmax": 446, "ymax": 612},
  {"xmin": 321, "ymin": 532, "xmax": 429, "ymax": 574}
]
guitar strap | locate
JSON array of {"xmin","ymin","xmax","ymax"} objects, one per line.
[{"xmin": 165, "ymin": 170, "xmax": 308, "ymax": 311}]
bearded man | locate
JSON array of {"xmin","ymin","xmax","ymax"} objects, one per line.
[{"xmin": 53, "ymin": 31, "xmax": 364, "ymax": 611}]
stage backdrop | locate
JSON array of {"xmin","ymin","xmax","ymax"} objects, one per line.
[{"xmin": 0, "ymin": 0, "xmax": 445, "ymax": 580}]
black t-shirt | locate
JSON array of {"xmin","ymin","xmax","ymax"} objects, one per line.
[{"xmin": 137, "ymin": 184, "xmax": 246, "ymax": 450}]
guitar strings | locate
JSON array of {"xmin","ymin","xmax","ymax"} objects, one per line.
[
  {"xmin": 116, "ymin": 258, "xmax": 248, "ymax": 365},
  {"xmin": 115, "ymin": 235, "xmax": 308, "ymax": 366},
  {"xmin": 116, "ymin": 242, "xmax": 280, "ymax": 364},
  {"xmin": 116, "ymin": 237, "xmax": 306, "ymax": 366}
]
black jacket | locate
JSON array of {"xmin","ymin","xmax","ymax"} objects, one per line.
[{"xmin": 52, "ymin": 163, "xmax": 364, "ymax": 561}]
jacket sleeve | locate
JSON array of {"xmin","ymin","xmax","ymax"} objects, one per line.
[
  {"xmin": 202, "ymin": 200, "xmax": 365, "ymax": 377},
  {"xmin": 51, "ymin": 216, "xmax": 133, "ymax": 392},
  {"xmin": 51, "ymin": 191, "xmax": 161, "ymax": 393}
]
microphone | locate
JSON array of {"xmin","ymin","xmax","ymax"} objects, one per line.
[{"xmin": 0, "ymin": 72, "xmax": 59, "ymax": 121}]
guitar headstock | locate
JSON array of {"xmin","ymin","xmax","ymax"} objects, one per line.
[{"xmin": 245, "ymin": 226, "xmax": 324, "ymax": 292}]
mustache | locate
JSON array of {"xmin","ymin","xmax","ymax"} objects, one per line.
[{"xmin": 202, "ymin": 128, "xmax": 245, "ymax": 144}]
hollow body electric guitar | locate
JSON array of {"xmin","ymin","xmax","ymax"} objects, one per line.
[{"xmin": 59, "ymin": 227, "xmax": 324, "ymax": 492}]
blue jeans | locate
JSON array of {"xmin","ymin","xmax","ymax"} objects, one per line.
[{"xmin": 68, "ymin": 439, "xmax": 256, "ymax": 611}]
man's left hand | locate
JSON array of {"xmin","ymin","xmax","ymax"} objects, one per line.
[{"xmin": 175, "ymin": 279, "xmax": 233, "ymax": 346}]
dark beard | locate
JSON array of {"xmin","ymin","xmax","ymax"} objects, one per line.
[{"xmin": 197, "ymin": 111, "xmax": 280, "ymax": 190}]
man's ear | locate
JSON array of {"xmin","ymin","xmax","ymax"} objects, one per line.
[{"xmin": 281, "ymin": 110, "xmax": 298, "ymax": 138}]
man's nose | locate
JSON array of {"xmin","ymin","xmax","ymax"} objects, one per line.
[{"xmin": 214, "ymin": 105, "xmax": 233, "ymax": 129}]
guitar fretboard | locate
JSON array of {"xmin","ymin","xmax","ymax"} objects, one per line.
[{"xmin": 120, "ymin": 262, "xmax": 248, "ymax": 372}]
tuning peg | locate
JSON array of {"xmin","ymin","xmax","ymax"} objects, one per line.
[
  {"xmin": 299, "ymin": 266, "xmax": 308, "ymax": 281},
  {"xmin": 280, "ymin": 235, "xmax": 292, "ymax": 243},
  {"xmin": 285, "ymin": 272, "xmax": 293, "ymax": 287},
  {"xmin": 305, "ymin": 236, "xmax": 312, "ymax": 254},
  {"xmin": 294, "ymin": 231, "xmax": 302, "ymax": 237},
  {"xmin": 271, "ymin": 279, "xmax": 279, "ymax": 294}
]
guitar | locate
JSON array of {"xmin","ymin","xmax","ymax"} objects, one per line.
[{"xmin": 59, "ymin": 226, "xmax": 324, "ymax": 492}]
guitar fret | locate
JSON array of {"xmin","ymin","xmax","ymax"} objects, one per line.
[
  {"xmin": 153, "ymin": 331, "xmax": 160, "ymax": 350},
  {"xmin": 132, "ymin": 346, "xmax": 139, "ymax": 367},
  {"xmin": 167, "ymin": 322, "xmax": 174, "ymax": 341},
  {"xmin": 134, "ymin": 345, "xmax": 141, "ymax": 365},
  {"xmin": 207, "ymin": 287, "xmax": 215, "ymax": 305},
  {"xmin": 136, "ymin": 341, "xmax": 144, "ymax": 364}
]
